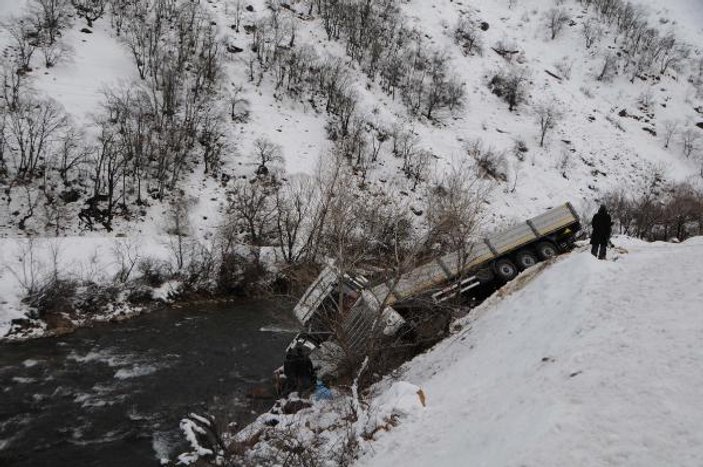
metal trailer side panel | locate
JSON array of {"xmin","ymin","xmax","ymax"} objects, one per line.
[
  {"xmin": 389, "ymin": 259, "xmax": 452, "ymax": 303},
  {"xmin": 487, "ymin": 223, "xmax": 538, "ymax": 256},
  {"xmin": 529, "ymin": 204, "xmax": 578, "ymax": 236},
  {"xmin": 293, "ymin": 266, "xmax": 339, "ymax": 324},
  {"xmin": 438, "ymin": 245, "xmax": 495, "ymax": 279}
]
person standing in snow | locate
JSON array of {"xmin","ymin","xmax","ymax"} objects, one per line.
[
  {"xmin": 590, "ymin": 204, "xmax": 612, "ymax": 259},
  {"xmin": 283, "ymin": 345, "xmax": 315, "ymax": 396}
]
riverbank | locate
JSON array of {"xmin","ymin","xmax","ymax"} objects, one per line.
[{"xmin": 1, "ymin": 235, "xmax": 295, "ymax": 343}]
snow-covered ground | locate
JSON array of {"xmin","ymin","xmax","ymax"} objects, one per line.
[{"xmin": 355, "ymin": 237, "xmax": 703, "ymax": 466}]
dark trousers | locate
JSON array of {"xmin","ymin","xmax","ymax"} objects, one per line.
[{"xmin": 591, "ymin": 243, "xmax": 607, "ymax": 259}]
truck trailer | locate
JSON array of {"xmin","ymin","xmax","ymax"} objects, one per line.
[{"xmin": 285, "ymin": 202, "xmax": 581, "ymax": 379}]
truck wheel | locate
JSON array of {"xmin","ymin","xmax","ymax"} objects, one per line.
[
  {"xmin": 536, "ymin": 241, "xmax": 558, "ymax": 260},
  {"xmin": 494, "ymin": 259, "xmax": 518, "ymax": 281},
  {"xmin": 515, "ymin": 250, "xmax": 538, "ymax": 270}
]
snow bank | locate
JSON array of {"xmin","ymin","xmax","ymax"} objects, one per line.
[
  {"xmin": 357, "ymin": 238, "xmax": 703, "ymax": 467},
  {"xmin": 0, "ymin": 235, "xmax": 173, "ymax": 337}
]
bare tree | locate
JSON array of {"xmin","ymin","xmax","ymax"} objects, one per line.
[
  {"xmin": 681, "ymin": 128, "xmax": 698, "ymax": 159},
  {"xmin": 31, "ymin": 0, "xmax": 72, "ymax": 46},
  {"xmin": 535, "ymin": 101, "xmax": 561, "ymax": 147},
  {"xmin": 404, "ymin": 149, "xmax": 432, "ymax": 190},
  {"xmin": 41, "ymin": 39, "xmax": 71, "ymax": 68},
  {"xmin": 489, "ymin": 66, "xmax": 529, "ymax": 111},
  {"xmin": 252, "ymin": 137, "xmax": 283, "ymax": 175},
  {"xmin": 71, "ymin": 0, "xmax": 107, "ymax": 27},
  {"xmin": 662, "ymin": 120, "xmax": 679, "ymax": 149},
  {"xmin": 582, "ymin": 19, "xmax": 601, "ymax": 49},
  {"xmin": 692, "ymin": 57, "xmax": 703, "ymax": 98},
  {"xmin": 6, "ymin": 97, "xmax": 69, "ymax": 180},
  {"xmin": 167, "ymin": 196, "xmax": 192, "ymax": 271},
  {"xmin": 597, "ymin": 53, "xmax": 617, "ymax": 82},
  {"xmin": 0, "ymin": 112, "xmax": 7, "ymax": 179},
  {"xmin": 545, "ymin": 7, "xmax": 569, "ymax": 40},
  {"xmin": 424, "ymin": 162, "xmax": 488, "ymax": 271},
  {"xmin": 3, "ymin": 18, "xmax": 39, "ymax": 72},
  {"xmin": 273, "ymin": 176, "xmax": 317, "ymax": 265},
  {"xmin": 43, "ymin": 192, "xmax": 72, "ymax": 236},
  {"xmin": 227, "ymin": 179, "xmax": 276, "ymax": 245},
  {"xmin": 2, "ymin": 64, "xmax": 26, "ymax": 112},
  {"xmin": 230, "ymin": 0, "xmax": 244, "ymax": 32}
]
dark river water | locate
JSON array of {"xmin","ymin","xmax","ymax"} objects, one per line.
[{"xmin": 0, "ymin": 300, "xmax": 297, "ymax": 466}]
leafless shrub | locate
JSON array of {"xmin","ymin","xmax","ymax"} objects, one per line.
[
  {"xmin": 597, "ymin": 53, "xmax": 617, "ymax": 82},
  {"xmin": 112, "ymin": 239, "xmax": 141, "ymax": 284},
  {"xmin": 637, "ymin": 88, "xmax": 656, "ymax": 110},
  {"xmin": 681, "ymin": 128, "xmax": 699, "ymax": 159},
  {"xmin": 454, "ymin": 18, "xmax": 483, "ymax": 56},
  {"xmin": 534, "ymin": 101, "xmax": 562, "ymax": 147},
  {"xmin": 3, "ymin": 18, "xmax": 39, "ymax": 72},
  {"xmin": 512, "ymin": 138, "xmax": 529, "ymax": 161},
  {"xmin": 6, "ymin": 238, "xmax": 45, "ymax": 300},
  {"xmin": 492, "ymin": 38, "xmax": 521, "ymax": 63},
  {"xmin": 582, "ymin": 19, "xmax": 602, "ymax": 48},
  {"xmin": 488, "ymin": 65, "xmax": 529, "ymax": 111},
  {"xmin": 691, "ymin": 57, "xmax": 703, "ymax": 98},
  {"xmin": 544, "ymin": 7, "xmax": 569, "ymax": 40},
  {"xmin": 468, "ymin": 139, "xmax": 507, "ymax": 182},
  {"xmin": 556, "ymin": 148, "xmax": 572, "ymax": 176},
  {"xmin": 137, "ymin": 257, "xmax": 168, "ymax": 288},
  {"xmin": 40, "ymin": 39, "xmax": 71, "ymax": 67},
  {"xmin": 602, "ymin": 182, "xmax": 703, "ymax": 240},
  {"xmin": 424, "ymin": 162, "xmax": 487, "ymax": 259},
  {"xmin": 554, "ymin": 57, "xmax": 573, "ymax": 80},
  {"xmin": 662, "ymin": 120, "xmax": 679, "ymax": 149}
]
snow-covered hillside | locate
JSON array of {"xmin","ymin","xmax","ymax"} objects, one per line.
[
  {"xmin": 1, "ymin": 0, "xmax": 701, "ymax": 222},
  {"xmin": 356, "ymin": 238, "xmax": 703, "ymax": 467}
]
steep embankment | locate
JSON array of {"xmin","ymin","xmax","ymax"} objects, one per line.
[{"xmin": 357, "ymin": 238, "xmax": 703, "ymax": 466}]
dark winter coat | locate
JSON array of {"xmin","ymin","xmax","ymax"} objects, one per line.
[{"xmin": 591, "ymin": 206, "xmax": 612, "ymax": 245}]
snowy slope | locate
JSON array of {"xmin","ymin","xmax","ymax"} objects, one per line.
[{"xmin": 356, "ymin": 238, "xmax": 703, "ymax": 467}]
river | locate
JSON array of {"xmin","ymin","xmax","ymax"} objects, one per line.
[{"xmin": 0, "ymin": 300, "xmax": 297, "ymax": 466}]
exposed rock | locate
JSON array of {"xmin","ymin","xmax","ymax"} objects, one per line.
[
  {"xmin": 410, "ymin": 206, "xmax": 423, "ymax": 216},
  {"xmin": 247, "ymin": 385, "xmax": 277, "ymax": 399},
  {"xmin": 45, "ymin": 313, "xmax": 76, "ymax": 336},
  {"xmin": 60, "ymin": 189, "xmax": 81, "ymax": 203},
  {"xmin": 282, "ymin": 399, "xmax": 312, "ymax": 414}
]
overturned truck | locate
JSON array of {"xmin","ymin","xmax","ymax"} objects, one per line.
[{"xmin": 285, "ymin": 203, "xmax": 581, "ymax": 379}]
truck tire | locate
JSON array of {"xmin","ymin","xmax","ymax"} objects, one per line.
[
  {"xmin": 494, "ymin": 258, "xmax": 518, "ymax": 281},
  {"xmin": 515, "ymin": 250, "xmax": 538, "ymax": 270},
  {"xmin": 536, "ymin": 241, "xmax": 558, "ymax": 260}
]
